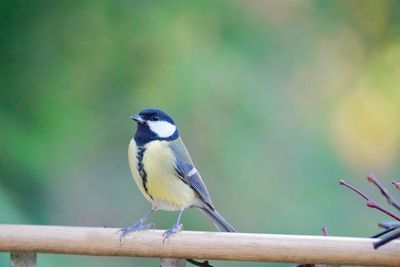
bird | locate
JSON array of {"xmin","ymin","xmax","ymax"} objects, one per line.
[{"xmin": 119, "ymin": 108, "xmax": 236, "ymax": 241}]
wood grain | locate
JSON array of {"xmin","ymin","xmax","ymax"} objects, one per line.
[{"xmin": 0, "ymin": 225, "xmax": 399, "ymax": 266}]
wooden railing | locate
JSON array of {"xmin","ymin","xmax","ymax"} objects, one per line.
[{"xmin": 0, "ymin": 225, "xmax": 399, "ymax": 266}]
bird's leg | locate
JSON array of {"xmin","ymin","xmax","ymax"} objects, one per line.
[
  {"xmin": 163, "ymin": 209, "xmax": 184, "ymax": 242},
  {"xmin": 118, "ymin": 207, "xmax": 157, "ymax": 240}
]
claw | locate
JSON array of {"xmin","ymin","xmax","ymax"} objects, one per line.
[
  {"xmin": 162, "ymin": 223, "xmax": 183, "ymax": 243},
  {"xmin": 118, "ymin": 222, "xmax": 155, "ymax": 242}
]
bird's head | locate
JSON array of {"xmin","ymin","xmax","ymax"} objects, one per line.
[{"xmin": 131, "ymin": 109, "xmax": 179, "ymax": 145}]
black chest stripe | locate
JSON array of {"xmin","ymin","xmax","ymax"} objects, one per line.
[{"xmin": 136, "ymin": 146, "xmax": 153, "ymax": 199}]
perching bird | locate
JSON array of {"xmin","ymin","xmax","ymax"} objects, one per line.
[{"xmin": 119, "ymin": 108, "xmax": 236, "ymax": 241}]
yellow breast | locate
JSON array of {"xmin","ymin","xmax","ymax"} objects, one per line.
[{"xmin": 128, "ymin": 139, "xmax": 197, "ymax": 210}]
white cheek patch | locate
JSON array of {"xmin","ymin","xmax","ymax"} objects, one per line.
[{"xmin": 147, "ymin": 121, "xmax": 176, "ymax": 138}]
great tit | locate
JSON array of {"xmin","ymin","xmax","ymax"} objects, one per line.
[{"xmin": 119, "ymin": 108, "xmax": 236, "ymax": 240}]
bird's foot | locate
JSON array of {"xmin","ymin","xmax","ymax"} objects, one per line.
[
  {"xmin": 118, "ymin": 222, "xmax": 155, "ymax": 242},
  {"xmin": 162, "ymin": 223, "xmax": 183, "ymax": 243}
]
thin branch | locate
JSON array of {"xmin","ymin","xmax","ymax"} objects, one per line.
[
  {"xmin": 187, "ymin": 259, "xmax": 213, "ymax": 267},
  {"xmin": 392, "ymin": 180, "xmax": 400, "ymax": 190},
  {"xmin": 321, "ymin": 226, "xmax": 329, "ymax": 236},
  {"xmin": 339, "ymin": 179, "xmax": 400, "ymax": 221},
  {"xmin": 378, "ymin": 221, "xmax": 400, "ymax": 229},
  {"xmin": 374, "ymin": 229, "xmax": 400, "ymax": 249},
  {"xmin": 371, "ymin": 227, "xmax": 397, "ymax": 238},
  {"xmin": 367, "ymin": 173, "xmax": 400, "ymax": 210}
]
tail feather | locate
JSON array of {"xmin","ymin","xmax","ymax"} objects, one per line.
[{"xmin": 200, "ymin": 207, "xmax": 236, "ymax": 232}]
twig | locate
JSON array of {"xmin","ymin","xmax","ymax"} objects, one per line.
[
  {"xmin": 374, "ymin": 230, "xmax": 400, "ymax": 249},
  {"xmin": 321, "ymin": 227, "xmax": 329, "ymax": 236},
  {"xmin": 367, "ymin": 173, "xmax": 400, "ymax": 210},
  {"xmin": 187, "ymin": 260, "xmax": 213, "ymax": 267},
  {"xmin": 372, "ymin": 221, "xmax": 400, "ymax": 249},
  {"xmin": 392, "ymin": 180, "xmax": 400, "ymax": 190},
  {"xmin": 378, "ymin": 221, "xmax": 400, "ymax": 229},
  {"xmin": 339, "ymin": 180, "xmax": 400, "ymax": 221},
  {"xmin": 371, "ymin": 227, "xmax": 397, "ymax": 238},
  {"xmin": 340, "ymin": 176, "xmax": 400, "ymax": 249}
]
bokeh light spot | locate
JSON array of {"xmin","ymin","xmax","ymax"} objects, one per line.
[{"xmin": 331, "ymin": 90, "xmax": 400, "ymax": 170}]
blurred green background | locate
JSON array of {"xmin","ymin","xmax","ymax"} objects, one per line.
[{"xmin": 1, "ymin": 0, "xmax": 400, "ymax": 266}]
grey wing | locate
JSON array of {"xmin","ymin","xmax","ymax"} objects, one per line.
[{"xmin": 169, "ymin": 138, "xmax": 214, "ymax": 209}]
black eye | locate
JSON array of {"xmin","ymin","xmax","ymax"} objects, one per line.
[{"xmin": 151, "ymin": 115, "xmax": 159, "ymax": 121}]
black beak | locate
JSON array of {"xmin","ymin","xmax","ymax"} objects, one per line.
[{"xmin": 130, "ymin": 114, "xmax": 145, "ymax": 124}]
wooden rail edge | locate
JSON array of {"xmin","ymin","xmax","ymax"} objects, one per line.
[{"xmin": 0, "ymin": 225, "xmax": 399, "ymax": 266}]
